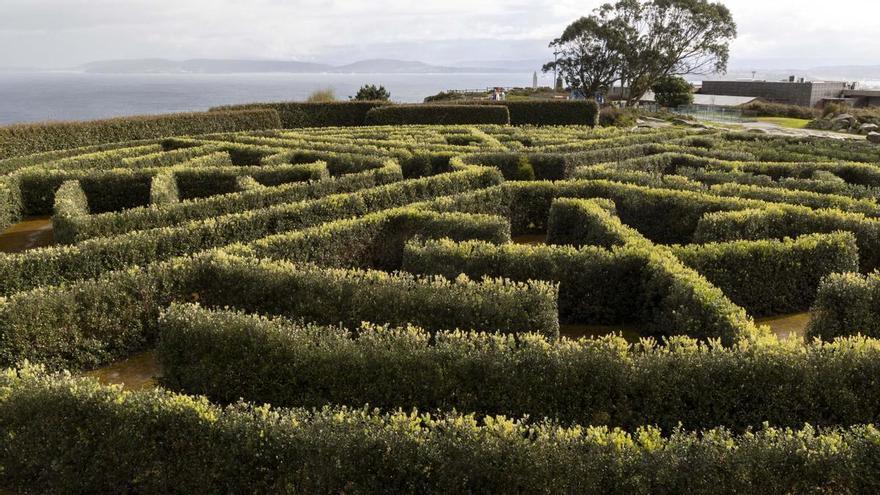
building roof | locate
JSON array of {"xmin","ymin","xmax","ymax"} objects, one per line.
[{"xmin": 640, "ymin": 91, "xmax": 758, "ymax": 107}]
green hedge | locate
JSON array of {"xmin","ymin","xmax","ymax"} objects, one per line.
[
  {"xmin": 401, "ymin": 239, "xmax": 757, "ymax": 344},
  {"xmin": 0, "ymin": 178, "xmax": 17, "ymax": 232},
  {"xmin": 546, "ymin": 198, "xmax": 638, "ymax": 248},
  {"xmin": 0, "ymin": 250, "xmax": 557, "ymax": 369},
  {"xmin": 4, "ymin": 367, "xmax": 879, "ymax": 494},
  {"xmin": 149, "ymin": 171, "xmax": 180, "ymax": 205},
  {"xmin": 806, "ymin": 272, "xmax": 880, "ymax": 340},
  {"xmin": 505, "ymin": 180, "xmax": 760, "ymax": 242},
  {"xmin": 708, "ymin": 183, "xmax": 880, "ymax": 216},
  {"xmin": 463, "ymin": 152, "xmax": 575, "ymax": 180},
  {"xmin": 188, "ymin": 252, "xmax": 558, "ymax": 338},
  {"xmin": 249, "ymin": 207, "xmax": 511, "ymax": 270},
  {"xmin": 161, "ymin": 303, "xmax": 880, "ymax": 431},
  {"xmin": 0, "ymin": 109, "xmax": 281, "ymax": 159},
  {"xmin": 365, "ymin": 105, "xmax": 511, "ymax": 126},
  {"xmin": 0, "ymin": 167, "xmax": 502, "ymax": 298},
  {"xmin": 453, "ymin": 100, "xmax": 600, "ymax": 126},
  {"xmin": 694, "ymin": 205, "xmax": 880, "ymax": 272},
  {"xmin": 51, "ymin": 180, "xmax": 90, "ymax": 244},
  {"xmin": 209, "ymin": 101, "xmax": 389, "ymax": 128},
  {"xmin": 672, "ymin": 232, "xmax": 859, "ymax": 316},
  {"xmin": 58, "ymin": 162, "xmax": 402, "ymax": 242}
]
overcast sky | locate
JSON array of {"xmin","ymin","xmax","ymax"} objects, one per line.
[{"xmin": 2, "ymin": 0, "xmax": 879, "ymax": 69}]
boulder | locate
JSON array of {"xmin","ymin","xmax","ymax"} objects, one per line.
[
  {"xmin": 867, "ymin": 132, "xmax": 880, "ymax": 144},
  {"xmin": 859, "ymin": 123, "xmax": 879, "ymax": 135},
  {"xmin": 809, "ymin": 119, "xmax": 833, "ymax": 130}
]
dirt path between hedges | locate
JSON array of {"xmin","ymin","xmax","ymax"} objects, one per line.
[{"xmin": 0, "ymin": 216, "xmax": 54, "ymax": 253}]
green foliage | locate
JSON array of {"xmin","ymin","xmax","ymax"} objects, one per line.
[
  {"xmin": 161, "ymin": 303, "xmax": 880, "ymax": 431},
  {"xmin": 0, "ymin": 110, "xmax": 281, "ymax": 159},
  {"xmin": 149, "ymin": 171, "xmax": 180, "ymax": 205},
  {"xmin": 651, "ymin": 76, "xmax": 694, "ymax": 108},
  {"xmin": 546, "ymin": 197, "xmax": 638, "ymax": 248},
  {"xmin": 453, "ymin": 100, "xmax": 600, "ymax": 126},
  {"xmin": 741, "ymin": 101, "xmax": 818, "ymax": 120},
  {"xmin": 806, "ymin": 271, "xmax": 880, "ymax": 340},
  {"xmin": 306, "ymin": 88, "xmax": 337, "ymax": 102},
  {"xmin": 5, "ymin": 367, "xmax": 880, "ymax": 494},
  {"xmin": 210, "ymin": 101, "xmax": 390, "ymax": 128},
  {"xmin": 354, "ymin": 84, "xmax": 391, "ymax": 101},
  {"xmin": 402, "ymin": 238, "xmax": 756, "ymax": 344},
  {"xmin": 598, "ymin": 106, "xmax": 638, "ymax": 127},
  {"xmin": 365, "ymin": 105, "xmax": 511, "ymax": 125},
  {"xmin": 673, "ymin": 232, "xmax": 859, "ymax": 316}
]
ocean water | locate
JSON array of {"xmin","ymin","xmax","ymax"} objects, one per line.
[{"xmin": 0, "ymin": 71, "xmax": 546, "ymax": 125}]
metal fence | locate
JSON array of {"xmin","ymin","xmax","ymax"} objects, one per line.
[{"xmin": 671, "ymin": 104, "xmax": 756, "ymax": 123}]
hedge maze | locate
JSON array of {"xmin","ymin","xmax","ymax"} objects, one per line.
[{"xmin": 4, "ymin": 123, "xmax": 880, "ymax": 492}]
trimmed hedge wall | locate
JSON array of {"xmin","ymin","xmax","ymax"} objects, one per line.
[
  {"xmin": 453, "ymin": 100, "xmax": 600, "ymax": 126},
  {"xmin": 249, "ymin": 207, "xmax": 511, "ymax": 270},
  {"xmin": 672, "ymin": 232, "xmax": 859, "ymax": 316},
  {"xmin": 51, "ymin": 180, "xmax": 90, "ymax": 244},
  {"xmin": 709, "ymin": 182, "xmax": 880, "ymax": 216},
  {"xmin": 58, "ymin": 162, "xmax": 403, "ymax": 242},
  {"xmin": 401, "ymin": 239, "xmax": 757, "ymax": 344},
  {"xmin": 0, "ymin": 250, "xmax": 557, "ymax": 370},
  {"xmin": 0, "ymin": 109, "xmax": 281, "ymax": 159},
  {"xmin": 806, "ymin": 272, "xmax": 880, "ymax": 340},
  {"xmin": 210, "ymin": 101, "xmax": 389, "ymax": 128},
  {"xmin": 188, "ymin": 252, "xmax": 558, "ymax": 339},
  {"xmin": 546, "ymin": 198, "xmax": 638, "ymax": 248},
  {"xmin": 4, "ymin": 367, "xmax": 880, "ymax": 494},
  {"xmin": 0, "ymin": 167, "xmax": 501, "ymax": 297},
  {"xmin": 161, "ymin": 303, "xmax": 880, "ymax": 431},
  {"xmin": 365, "ymin": 105, "xmax": 511, "ymax": 126},
  {"xmin": 694, "ymin": 205, "xmax": 880, "ymax": 272}
]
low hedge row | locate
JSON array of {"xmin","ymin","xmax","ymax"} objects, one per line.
[
  {"xmin": 58, "ymin": 162, "xmax": 402, "ymax": 242},
  {"xmin": 709, "ymin": 182, "xmax": 880, "ymax": 216},
  {"xmin": 5, "ymin": 366, "xmax": 879, "ymax": 494},
  {"xmin": 806, "ymin": 271, "xmax": 880, "ymax": 340},
  {"xmin": 0, "ymin": 167, "xmax": 502, "ymax": 297},
  {"xmin": 452, "ymin": 100, "xmax": 600, "ymax": 126},
  {"xmin": 210, "ymin": 101, "xmax": 390, "ymax": 128},
  {"xmin": 462, "ymin": 152, "xmax": 577, "ymax": 180},
  {"xmin": 401, "ymin": 239, "xmax": 757, "ymax": 344},
  {"xmin": 248, "ymin": 207, "xmax": 511, "ymax": 271},
  {"xmin": 0, "ymin": 250, "xmax": 558, "ymax": 369},
  {"xmin": 160, "ymin": 303, "xmax": 880, "ymax": 431},
  {"xmin": 672, "ymin": 232, "xmax": 859, "ymax": 316},
  {"xmin": 172, "ymin": 161, "xmax": 328, "ymax": 200},
  {"xmin": 574, "ymin": 164, "xmax": 704, "ymax": 192},
  {"xmin": 0, "ymin": 109, "xmax": 281, "ymax": 159},
  {"xmin": 0, "ymin": 140, "xmax": 164, "ymax": 175},
  {"xmin": 694, "ymin": 204, "xmax": 880, "ymax": 272},
  {"xmin": 546, "ymin": 198, "xmax": 639, "ymax": 248},
  {"xmin": 505, "ymin": 180, "xmax": 761, "ymax": 242},
  {"xmin": 365, "ymin": 105, "xmax": 511, "ymax": 126}
]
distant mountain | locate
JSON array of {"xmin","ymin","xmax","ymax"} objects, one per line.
[{"xmin": 79, "ymin": 58, "xmax": 522, "ymax": 74}]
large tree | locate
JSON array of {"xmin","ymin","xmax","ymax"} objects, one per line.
[
  {"xmin": 542, "ymin": 16, "xmax": 625, "ymax": 98},
  {"xmin": 547, "ymin": 0, "xmax": 736, "ymax": 107}
]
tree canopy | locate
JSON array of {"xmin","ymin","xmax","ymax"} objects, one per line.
[
  {"xmin": 652, "ymin": 75, "xmax": 694, "ymax": 108},
  {"xmin": 545, "ymin": 0, "xmax": 736, "ymax": 106},
  {"xmin": 354, "ymin": 84, "xmax": 391, "ymax": 102}
]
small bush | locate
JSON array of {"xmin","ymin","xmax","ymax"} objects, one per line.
[
  {"xmin": 149, "ymin": 171, "xmax": 179, "ymax": 205},
  {"xmin": 306, "ymin": 88, "xmax": 337, "ymax": 103}
]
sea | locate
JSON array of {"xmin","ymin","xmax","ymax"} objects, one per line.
[{"xmin": 0, "ymin": 71, "xmax": 547, "ymax": 125}]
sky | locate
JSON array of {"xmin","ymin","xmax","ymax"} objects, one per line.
[{"xmin": 1, "ymin": 0, "xmax": 879, "ymax": 69}]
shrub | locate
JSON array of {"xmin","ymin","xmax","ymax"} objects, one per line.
[
  {"xmin": 4, "ymin": 367, "xmax": 880, "ymax": 494},
  {"xmin": 365, "ymin": 105, "xmax": 510, "ymax": 125},
  {"xmin": 51, "ymin": 180, "xmax": 89, "ymax": 244},
  {"xmin": 806, "ymin": 271, "xmax": 880, "ymax": 340},
  {"xmin": 354, "ymin": 84, "xmax": 391, "ymax": 101},
  {"xmin": 599, "ymin": 106, "xmax": 638, "ymax": 127},
  {"xmin": 673, "ymin": 232, "xmax": 859, "ymax": 316},
  {"xmin": 708, "ymin": 182, "xmax": 880, "ymax": 216},
  {"xmin": 210, "ymin": 101, "xmax": 390, "ymax": 128},
  {"xmin": 0, "ymin": 109, "xmax": 281, "ymax": 159},
  {"xmin": 306, "ymin": 88, "xmax": 337, "ymax": 102},
  {"xmin": 651, "ymin": 76, "xmax": 694, "ymax": 108},
  {"xmin": 160, "ymin": 303, "xmax": 880, "ymax": 431},
  {"xmin": 741, "ymin": 101, "xmax": 817, "ymax": 120}
]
